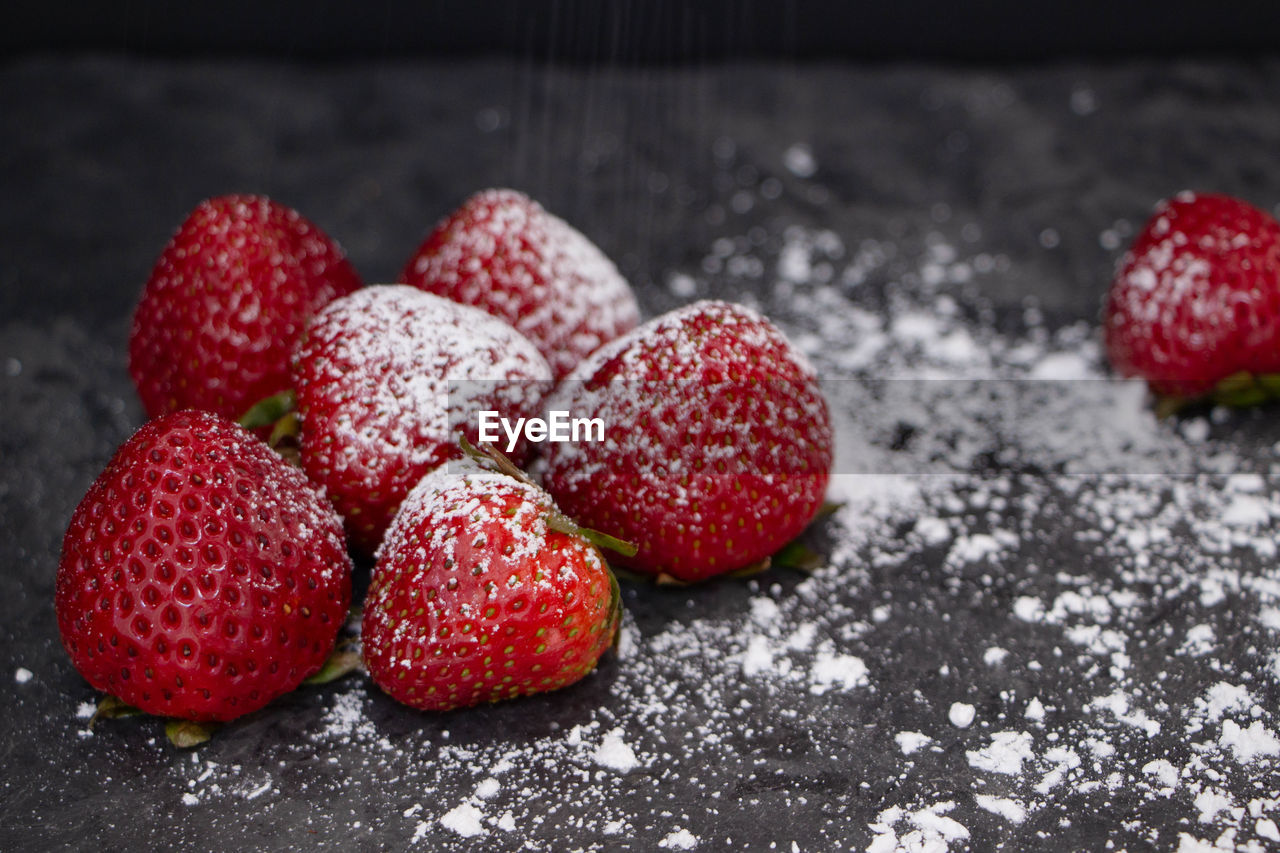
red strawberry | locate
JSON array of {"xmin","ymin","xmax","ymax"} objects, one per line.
[
  {"xmin": 56, "ymin": 410, "xmax": 352, "ymax": 723},
  {"xmin": 294, "ymin": 285, "xmax": 553, "ymax": 555},
  {"xmin": 399, "ymin": 188, "xmax": 640, "ymax": 380},
  {"xmin": 1105, "ymin": 191, "xmax": 1280, "ymax": 407},
  {"xmin": 129, "ymin": 194, "xmax": 362, "ymax": 421},
  {"xmin": 541, "ymin": 300, "xmax": 833, "ymax": 583},
  {"xmin": 361, "ymin": 456, "xmax": 622, "ymax": 711}
]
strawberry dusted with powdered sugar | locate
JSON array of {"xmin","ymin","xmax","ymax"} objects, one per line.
[
  {"xmin": 129, "ymin": 194, "xmax": 362, "ymax": 421},
  {"xmin": 399, "ymin": 189, "xmax": 640, "ymax": 380},
  {"xmin": 362, "ymin": 454, "xmax": 623, "ymax": 712},
  {"xmin": 293, "ymin": 285, "xmax": 553, "ymax": 555},
  {"xmin": 542, "ymin": 300, "xmax": 833, "ymax": 583},
  {"xmin": 1105, "ymin": 191, "xmax": 1280, "ymax": 410}
]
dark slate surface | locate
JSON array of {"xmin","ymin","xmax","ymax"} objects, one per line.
[{"xmin": 3, "ymin": 56, "xmax": 1280, "ymax": 851}]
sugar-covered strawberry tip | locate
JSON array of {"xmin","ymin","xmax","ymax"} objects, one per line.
[
  {"xmin": 55, "ymin": 411, "xmax": 353, "ymax": 746},
  {"xmin": 361, "ymin": 440, "xmax": 632, "ymax": 712},
  {"xmin": 291, "ymin": 285, "xmax": 554, "ymax": 555},
  {"xmin": 129, "ymin": 194, "xmax": 363, "ymax": 422},
  {"xmin": 542, "ymin": 299, "xmax": 835, "ymax": 584},
  {"xmin": 1105, "ymin": 191, "xmax": 1280, "ymax": 416},
  {"xmin": 399, "ymin": 188, "xmax": 640, "ymax": 381}
]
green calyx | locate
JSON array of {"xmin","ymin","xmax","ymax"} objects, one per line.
[
  {"xmin": 303, "ymin": 647, "xmax": 363, "ymax": 686},
  {"xmin": 238, "ymin": 390, "xmax": 301, "ymax": 463},
  {"xmin": 1155, "ymin": 371, "xmax": 1280, "ymax": 419},
  {"xmin": 89, "ymin": 694, "xmax": 143, "ymax": 729},
  {"xmin": 165, "ymin": 719, "xmax": 216, "ymax": 749},
  {"xmin": 239, "ymin": 390, "xmax": 297, "ymax": 430},
  {"xmin": 546, "ymin": 513, "xmax": 639, "ymax": 558},
  {"xmin": 88, "ymin": 694, "xmax": 217, "ymax": 749}
]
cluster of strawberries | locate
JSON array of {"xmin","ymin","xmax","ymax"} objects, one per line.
[
  {"xmin": 55, "ymin": 190, "xmax": 834, "ymax": 736},
  {"xmin": 59, "ymin": 182, "xmax": 1272, "ymax": 741}
]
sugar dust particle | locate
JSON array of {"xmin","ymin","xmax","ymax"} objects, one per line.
[
  {"xmin": 181, "ymin": 793, "xmax": 200, "ymax": 806},
  {"xmin": 474, "ymin": 778, "xmax": 500, "ymax": 800},
  {"xmin": 967, "ymin": 731, "xmax": 1035, "ymax": 775},
  {"xmin": 667, "ymin": 273, "xmax": 698, "ymax": 298},
  {"xmin": 439, "ymin": 802, "xmax": 486, "ymax": 838},
  {"xmin": 13, "ymin": 667, "xmax": 32, "ymax": 684},
  {"xmin": 809, "ymin": 653, "xmax": 869, "ymax": 693},
  {"xmin": 949, "ymin": 702, "xmax": 976, "ymax": 728},
  {"xmin": 594, "ymin": 730, "xmax": 639, "ymax": 773},
  {"xmin": 1219, "ymin": 720, "xmax": 1280, "ymax": 763},
  {"xmin": 895, "ymin": 732, "xmax": 932, "ymax": 755},
  {"xmin": 475, "ymin": 107, "xmax": 504, "ymax": 132},
  {"xmin": 1070, "ymin": 86, "xmax": 1098, "ymax": 115},
  {"xmin": 658, "ymin": 828, "xmax": 699, "ymax": 850},
  {"xmin": 974, "ymin": 794, "xmax": 1027, "ymax": 824},
  {"xmin": 783, "ymin": 144, "xmax": 817, "ymax": 178}
]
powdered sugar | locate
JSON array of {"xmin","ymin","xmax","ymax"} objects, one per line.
[{"xmin": 593, "ymin": 729, "xmax": 640, "ymax": 773}]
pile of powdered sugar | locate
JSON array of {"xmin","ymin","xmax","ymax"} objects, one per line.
[{"xmin": 68, "ymin": 168, "xmax": 1280, "ymax": 852}]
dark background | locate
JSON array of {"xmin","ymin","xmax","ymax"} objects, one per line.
[{"xmin": 7, "ymin": 0, "xmax": 1280, "ymax": 62}]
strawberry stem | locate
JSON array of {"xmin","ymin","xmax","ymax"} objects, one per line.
[
  {"xmin": 459, "ymin": 435, "xmax": 538, "ymax": 487},
  {"xmin": 546, "ymin": 513, "xmax": 639, "ymax": 558},
  {"xmin": 239, "ymin": 390, "xmax": 297, "ymax": 430},
  {"xmin": 303, "ymin": 648, "xmax": 363, "ymax": 685},
  {"xmin": 268, "ymin": 412, "xmax": 301, "ymax": 448},
  {"xmin": 89, "ymin": 694, "xmax": 142, "ymax": 729},
  {"xmin": 165, "ymin": 719, "xmax": 216, "ymax": 748},
  {"xmin": 1154, "ymin": 371, "xmax": 1280, "ymax": 419}
]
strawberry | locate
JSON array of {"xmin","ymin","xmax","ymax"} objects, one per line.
[
  {"xmin": 541, "ymin": 300, "xmax": 833, "ymax": 583},
  {"xmin": 399, "ymin": 188, "xmax": 640, "ymax": 380},
  {"xmin": 1105, "ymin": 191, "xmax": 1280, "ymax": 410},
  {"xmin": 129, "ymin": 194, "xmax": 362, "ymax": 421},
  {"xmin": 55, "ymin": 410, "xmax": 352, "ymax": 723},
  {"xmin": 361, "ymin": 452, "xmax": 622, "ymax": 711},
  {"xmin": 293, "ymin": 285, "xmax": 553, "ymax": 555}
]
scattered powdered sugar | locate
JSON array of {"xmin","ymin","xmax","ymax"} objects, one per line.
[
  {"xmin": 974, "ymin": 795, "xmax": 1027, "ymax": 824},
  {"xmin": 895, "ymin": 732, "xmax": 932, "ymax": 755},
  {"xmin": 1219, "ymin": 721, "xmax": 1280, "ymax": 764},
  {"xmin": 868, "ymin": 802, "xmax": 970, "ymax": 852},
  {"xmin": 14, "ymin": 667, "xmax": 32, "ymax": 684},
  {"xmin": 949, "ymin": 702, "xmax": 976, "ymax": 729},
  {"xmin": 809, "ymin": 651, "xmax": 869, "ymax": 693},
  {"xmin": 439, "ymin": 802, "xmax": 487, "ymax": 838},
  {"xmin": 658, "ymin": 827, "xmax": 700, "ymax": 850},
  {"xmin": 594, "ymin": 729, "xmax": 640, "ymax": 773},
  {"xmin": 966, "ymin": 731, "xmax": 1035, "ymax": 775}
]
